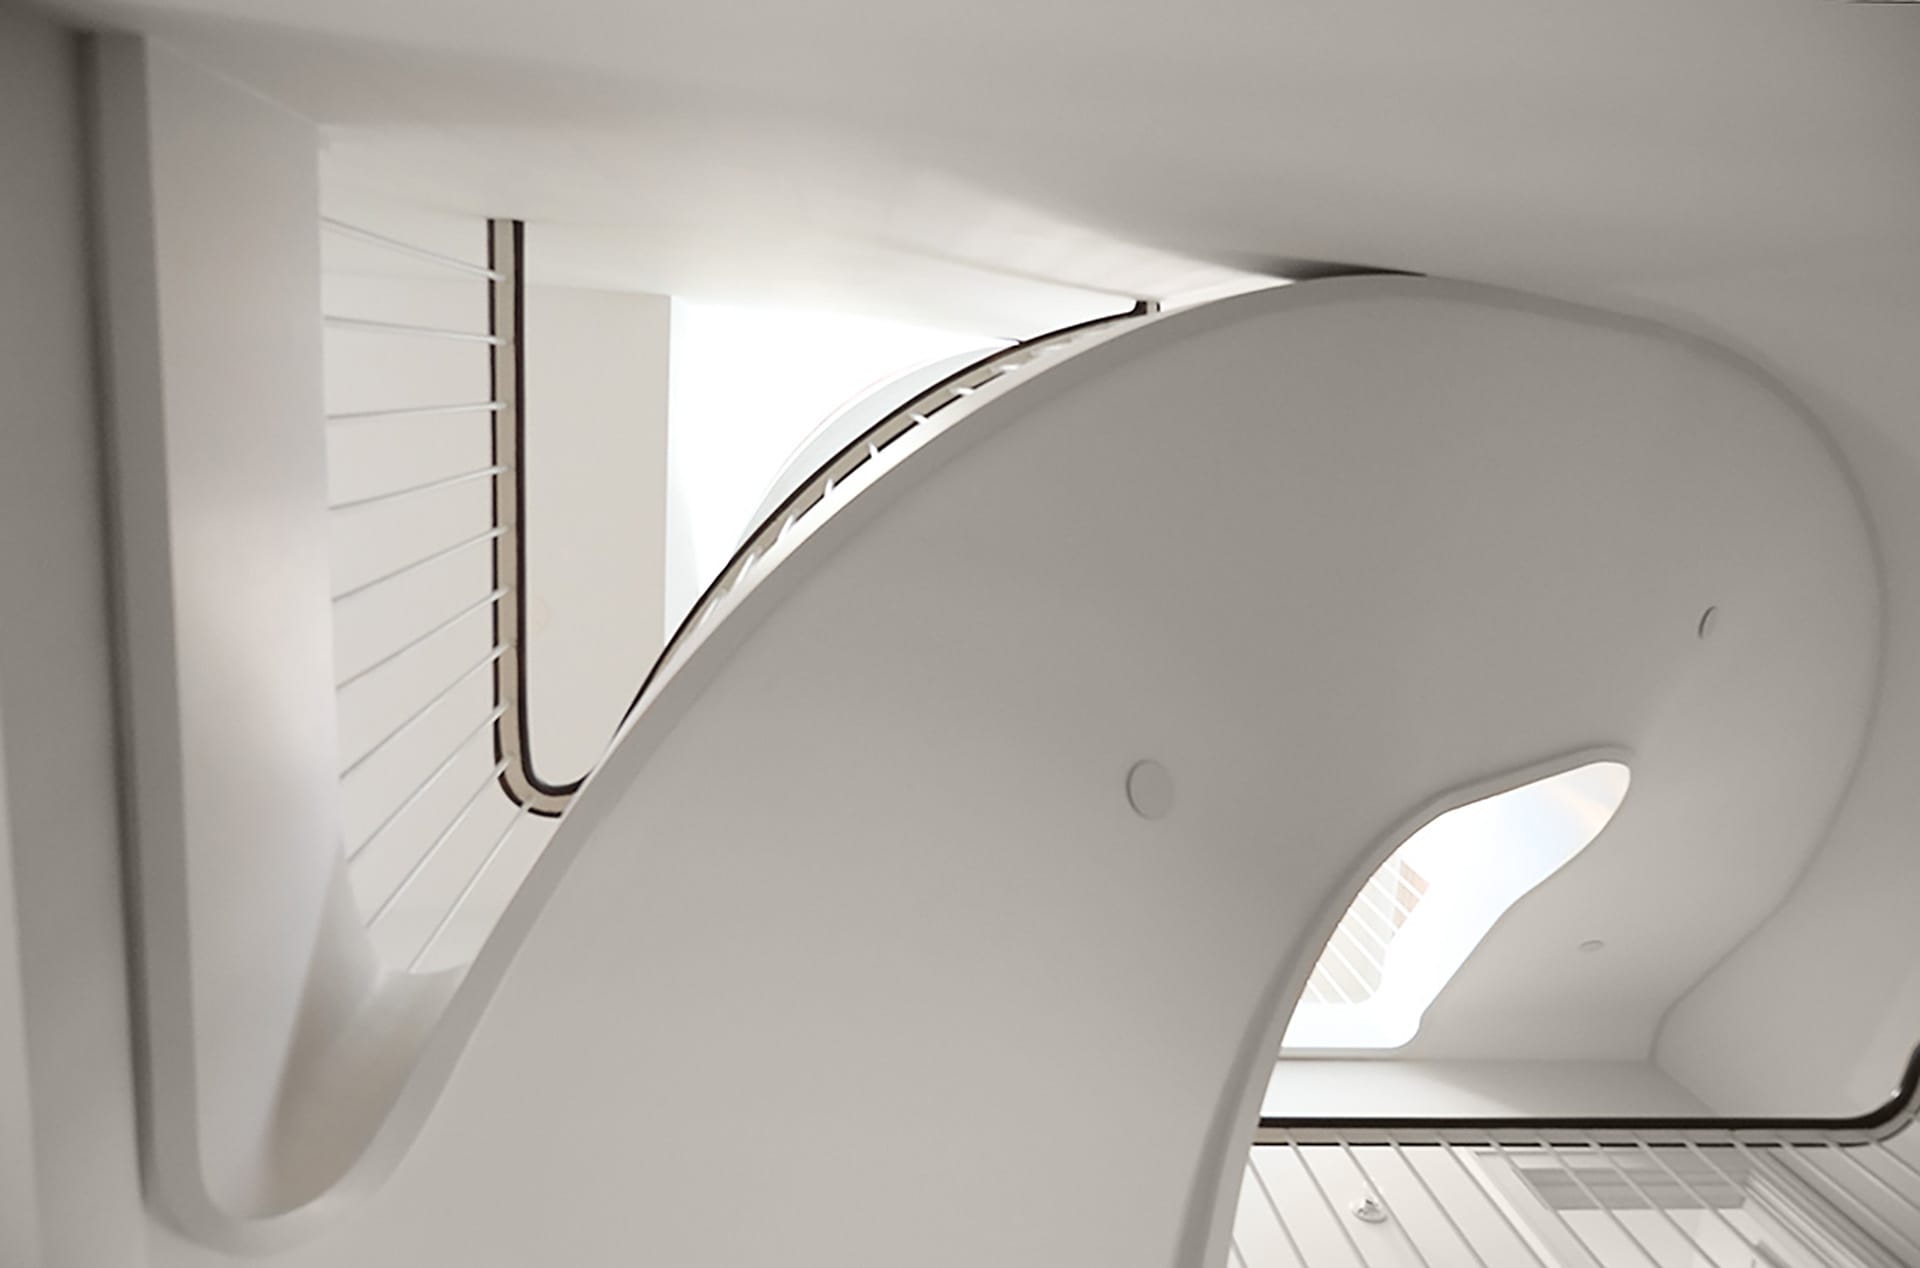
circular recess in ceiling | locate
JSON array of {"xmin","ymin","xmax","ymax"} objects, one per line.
[
  {"xmin": 1579, "ymin": 938, "xmax": 1607, "ymax": 954},
  {"xmin": 1697, "ymin": 605, "xmax": 1719, "ymax": 639},
  {"xmin": 1125, "ymin": 760, "xmax": 1174, "ymax": 821}
]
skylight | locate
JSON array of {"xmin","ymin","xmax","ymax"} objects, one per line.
[
  {"xmin": 664, "ymin": 300, "xmax": 995, "ymax": 635},
  {"xmin": 1280, "ymin": 760, "xmax": 1630, "ymax": 1052}
]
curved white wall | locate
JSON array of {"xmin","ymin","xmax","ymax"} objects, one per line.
[
  {"xmin": 178, "ymin": 279, "xmax": 1877, "ymax": 1267},
  {"xmin": 1658, "ymin": 726, "xmax": 1920, "ymax": 1117},
  {"xmin": 92, "ymin": 36, "xmax": 410, "ymax": 1248}
]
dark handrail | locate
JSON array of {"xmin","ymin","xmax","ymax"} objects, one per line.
[
  {"xmin": 487, "ymin": 219, "xmax": 576, "ymax": 814},
  {"xmin": 489, "ymin": 215, "xmax": 1152, "ymax": 814},
  {"xmin": 606, "ymin": 299, "xmax": 1157, "ymax": 741},
  {"xmin": 1258, "ymin": 1043, "xmax": 1920, "ymax": 1141}
]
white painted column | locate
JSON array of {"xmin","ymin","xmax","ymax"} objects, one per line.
[
  {"xmin": 90, "ymin": 34, "xmax": 388, "ymax": 1249},
  {"xmin": 0, "ymin": 9, "xmax": 150, "ymax": 1266}
]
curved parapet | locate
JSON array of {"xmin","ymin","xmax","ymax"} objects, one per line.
[
  {"xmin": 740, "ymin": 344, "xmax": 1002, "ymax": 546},
  {"xmin": 131, "ymin": 276, "xmax": 1880, "ymax": 1262},
  {"xmin": 230, "ymin": 275, "xmax": 1879, "ymax": 1266}
]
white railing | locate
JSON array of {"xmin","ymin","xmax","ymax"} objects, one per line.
[
  {"xmin": 626, "ymin": 302, "xmax": 1157, "ymax": 725},
  {"xmin": 1303, "ymin": 858, "xmax": 1423, "ymax": 1004},
  {"xmin": 321, "ymin": 215, "xmax": 1154, "ymax": 975},
  {"xmin": 322, "ymin": 214, "xmax": 558, "ymax": 973},
  {"xmin": 1238, "ymin": 1058, "xmax": 1920, "ymax": 1267}
]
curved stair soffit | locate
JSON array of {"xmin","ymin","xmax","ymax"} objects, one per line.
[{"xmin": 168, "ymin": 276, "xmax": 1884, "ymax": 1256}]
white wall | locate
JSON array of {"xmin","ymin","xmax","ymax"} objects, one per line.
[
  {"xmin": 1654, "ymin": 346, "xmax": 1920, "ymax": 1121},
  {"xmin": 319, "ymin": 217, "xmax": 670, "ymax": 966},
  {"xmin": 1263, "ymin": 1058, "xmax": 1709, "ymax": 1118},
  {"xmin": 90, "ymin": 34, "xmax": 395, "ymax": 1245},
  {"xmin": 0, "ymin": 10, "xmax": 151, "ymax": 1266},
  {"xmin": 0, "ymin": 717, "xmax": 43, "ymax": 1267},
  {"xmin": 1658, "ymin": 774, "xmax": 1920, "ymax": 1116},
  {"xmin": 522, "ymin": 280, "xmax": 670, "ymax": 783}
]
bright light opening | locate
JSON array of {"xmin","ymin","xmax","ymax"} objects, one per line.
[
  {"xmin": 1281, "ymin": 760, "xmax": 1631, "ymax": 1052},
  {"xmin": 664, "ymin": 300, "xmax": 998, "ymax": 634}
]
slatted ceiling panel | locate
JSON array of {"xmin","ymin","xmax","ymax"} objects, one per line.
[
  {"xmin": 1236, "ymin": 1124, "xmax": 1920, "ymax": 1266},
  {"xmin": 1509, "ymin": 1150, "xmax": 1749, "ymax": 1212},
  {"xmin": 1779, "ymin": 1147, "xmax": 1920, "ymax": 1262}
]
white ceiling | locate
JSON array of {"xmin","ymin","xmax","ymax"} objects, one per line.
[
  {"xmin": 56, "ymin": 0, "xmax": 1920, "ymax": 1075},
  {"xmin": 70, "ymin": 0, "xmax": 1920, "ymax": 334}
]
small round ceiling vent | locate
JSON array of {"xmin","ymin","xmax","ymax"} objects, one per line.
[{"xmin": 1125, "ymin": 760, "xmax": 1175, "ymax": 821}]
